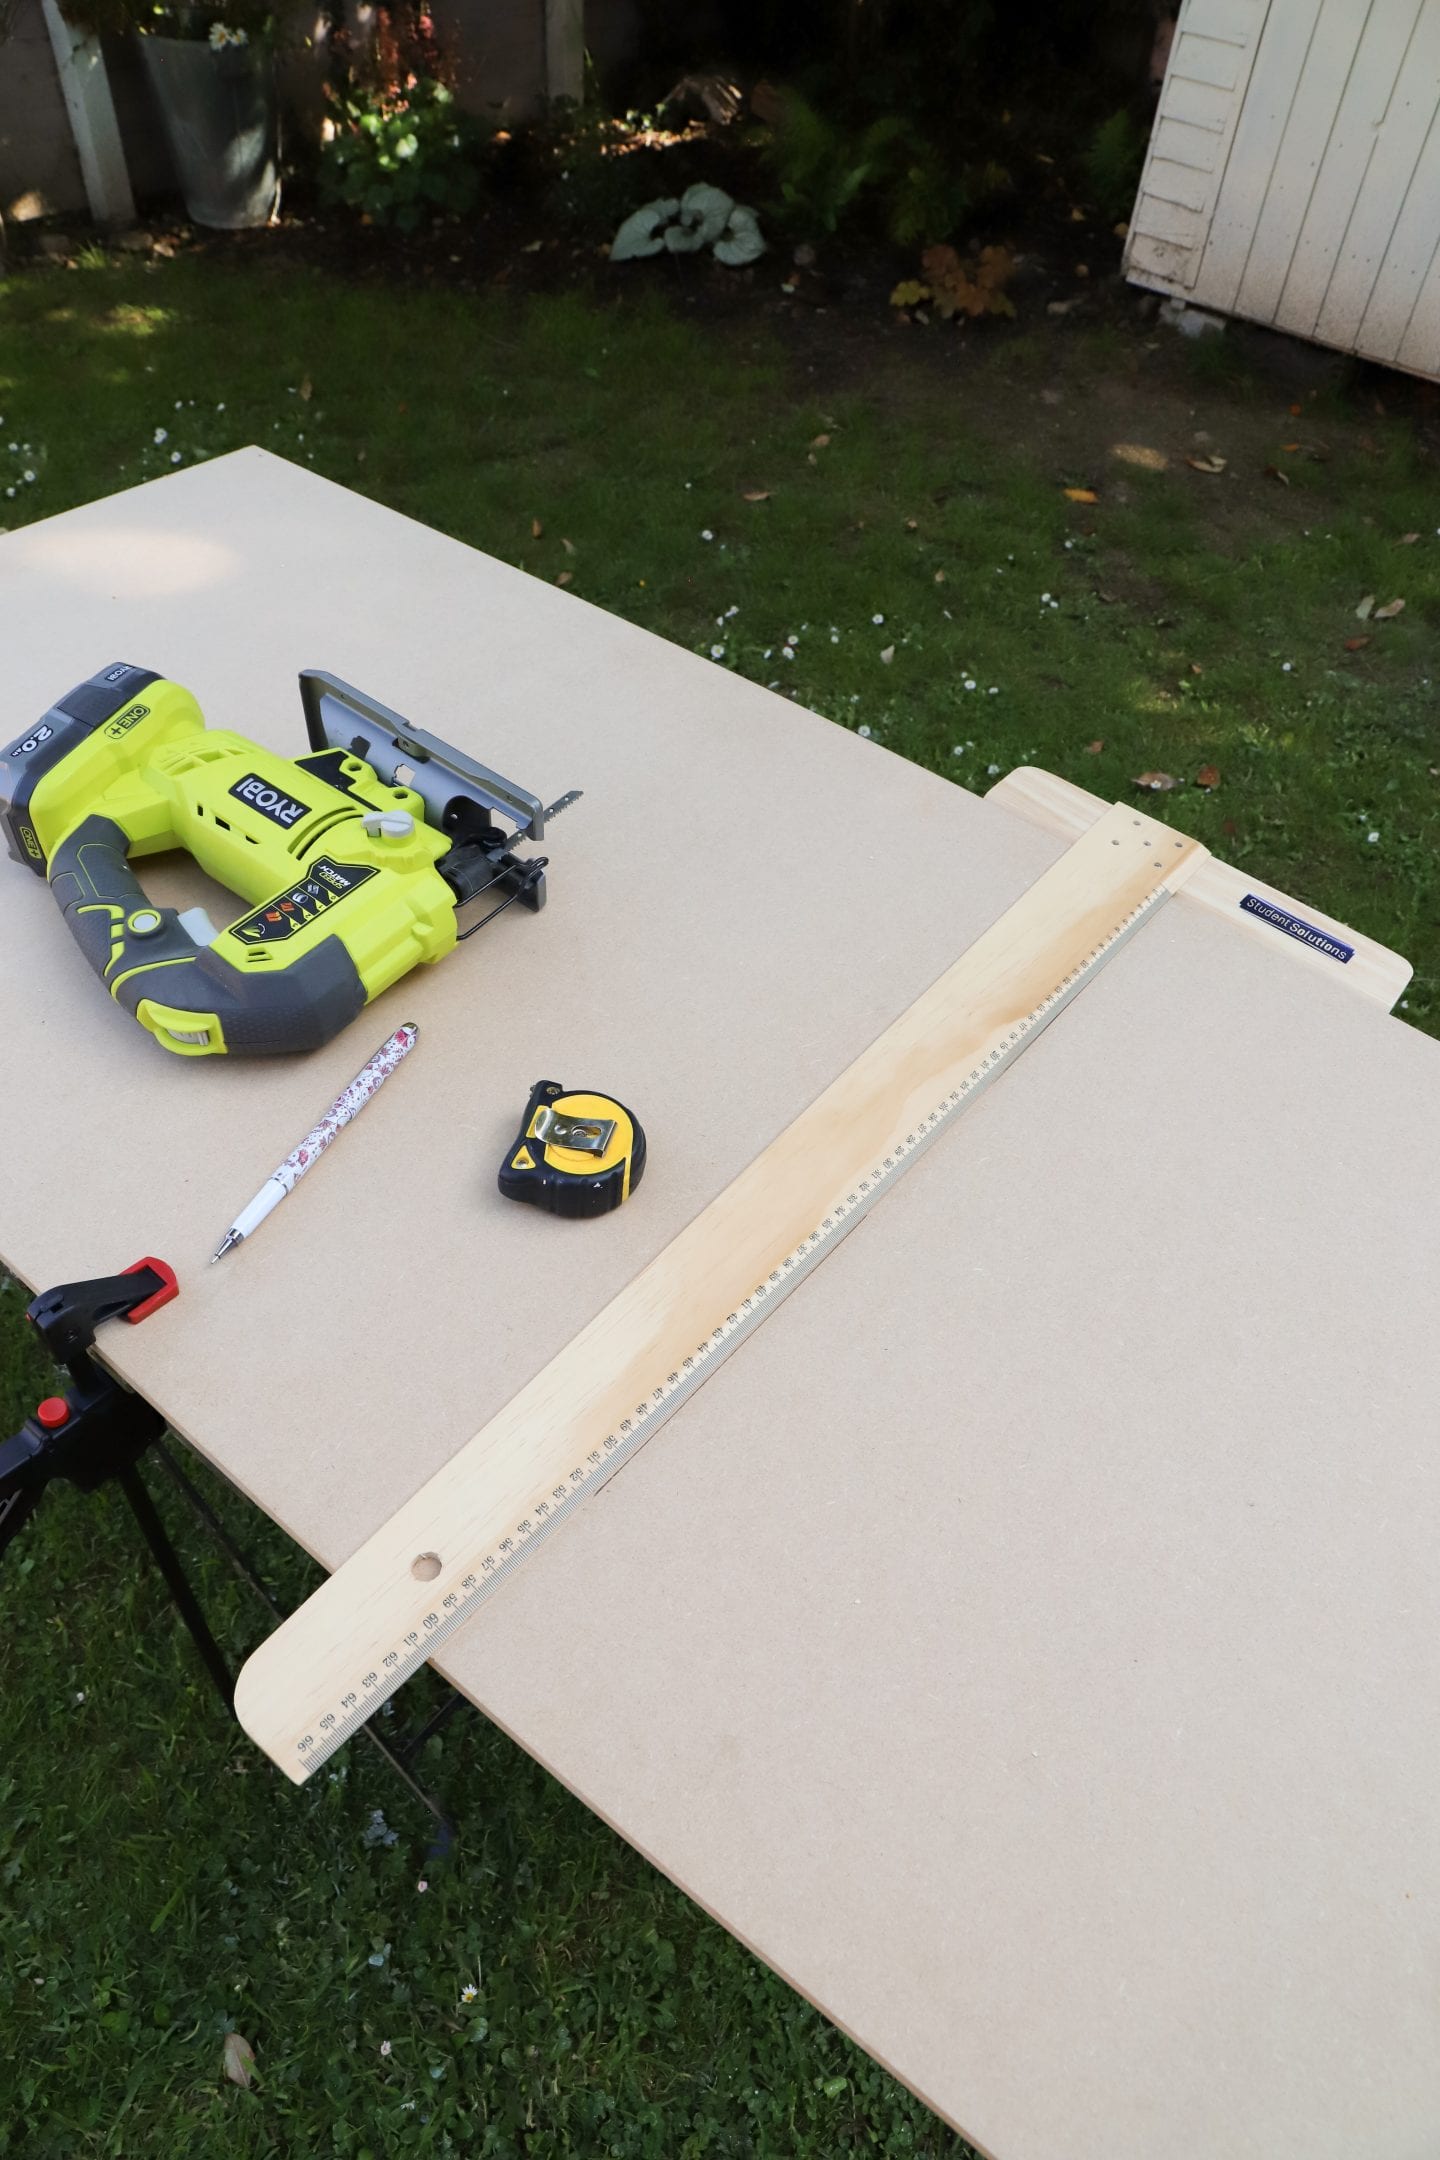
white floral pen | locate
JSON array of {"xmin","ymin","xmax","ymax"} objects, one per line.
[{"xmin": 211, "ymin": 1024, "xmax": 417, "ymax": 1262}]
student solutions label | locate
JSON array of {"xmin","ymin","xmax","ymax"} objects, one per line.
[{"xmin": 1240, "ymin": 893, "xmax": 1353, "ymax": 964}]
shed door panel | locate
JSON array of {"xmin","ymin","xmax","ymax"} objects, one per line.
[
  {"xmin": 1318, "ymin": 8, "xmax": 1440, "ymax": 351},
  {"xmin": 1229, "ymin": 0, "xmax": 1373, "ymax": 322},
  {"xmin": 1127, "ymin": 0, "xmax": 1270, "ymax": 291},
  {"xmin": 1273, "ymin": 0, "xmax": 1429, "ymax": 337},
  {"xmin": 1395, "ymin": 223, "xmax": 1440, "ymax": 372},
  {"xmin": 1190, "ymin": 0, "xmax": 1329, "ymax": 313},
  {"xmin": 1127, "ymin": 0, "xmax": 1440, "ymax": 377}
]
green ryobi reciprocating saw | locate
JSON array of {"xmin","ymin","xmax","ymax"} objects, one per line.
[{"xmin": 0, "ymin": 663, "xmax": 578, "ymax": 1057}]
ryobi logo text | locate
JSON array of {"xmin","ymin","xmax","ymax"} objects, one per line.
[
  {"xmin": 230, "ymin": 773, "xmax": 311, "ymax": 829},
  {"xmin": 104, "ymin": 702, "xmax": 151, "ymax": 740}
]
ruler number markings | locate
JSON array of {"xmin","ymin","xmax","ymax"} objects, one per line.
[
  {"xmin": 287, "ymin": 876, "xmax": 1174, "ymax": 1771},
  {"xmin": 293, "ymin": 878, "xmax": 1173, "ymax": 1772}
]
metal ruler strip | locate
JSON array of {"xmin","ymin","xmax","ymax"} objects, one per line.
[{"xmin": 235, "ymin": 803, "xmax": 1206, "ymax": 1781}]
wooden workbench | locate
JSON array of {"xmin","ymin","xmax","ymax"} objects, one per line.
[{"xmin": 2, "ymin": 450, "xmax": 1437, "ymax": 2160}]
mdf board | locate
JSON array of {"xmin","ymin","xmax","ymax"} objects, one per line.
[
  {"xmin": 3, "ymin": 452, "xmax": 1440, "ymax": 2160},
  {"xmin": 1126, "ymin": 0, "xmax": 1440, "ymax": 380}
]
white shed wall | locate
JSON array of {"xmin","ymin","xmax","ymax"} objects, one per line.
[{"xmin": 1126, "ymin": 0, "xmax": 1440, "ymax": 381}]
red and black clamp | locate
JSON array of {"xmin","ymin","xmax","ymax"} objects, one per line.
[{"xmin": 0, "ymin": 1259, "xmax": 178, "ymax": 1558}]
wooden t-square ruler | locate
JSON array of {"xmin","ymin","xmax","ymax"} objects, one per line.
[{"xmin": 235, "ymin": 803, "xmax": 1206, "ymax": 1779}]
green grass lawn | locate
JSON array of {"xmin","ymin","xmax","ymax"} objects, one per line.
[{"xmin": 1, "ymin": 250, "xmax": 1436, "ymax": 2157}]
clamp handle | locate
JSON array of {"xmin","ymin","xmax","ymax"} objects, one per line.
[
  {"xmin": 0, "ymin": 1258, "xmax": 178, "ymax": 1561},
  {"xmin": 27, "ymin": 1257, "xmax": 177, "ymax": 1367}
]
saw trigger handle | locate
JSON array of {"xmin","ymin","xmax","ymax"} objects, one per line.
[
  {"xmin": 47, "ymin": 814, "xmax": 187, "ymax": 982},
  {"xmin": 46, "ymin": 814, "xmax": 367, "ymax": 1056}
]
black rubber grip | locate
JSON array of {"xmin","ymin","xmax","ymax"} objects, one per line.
[
  {"xmin": 47, "ymin": 815, "xmax": 185, "ymax": 981},
  {"xmin": 47, "ymin": 814, "xmax": 367, "ymax": 1055}
]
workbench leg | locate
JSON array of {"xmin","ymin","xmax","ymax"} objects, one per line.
[
  {"xmin": 151, "ymin": 1439, "xmax": 463, "ymax": 1858},
  {"xmin": 116, "ymin": 1462, "xmax": 235, "ymax": 1710}
]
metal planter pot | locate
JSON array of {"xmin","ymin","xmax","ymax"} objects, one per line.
[{"xmin": 139, "ymin": 35, "xmax": 280, "ymax": 230}]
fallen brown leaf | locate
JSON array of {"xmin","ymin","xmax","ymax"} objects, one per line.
[
  {"xmin": 1289, "ymin": 403, "xmax": 1303, "ymax": 417},
  {"xmin": 555, "ymin": 570, "xmax": 573, "ymax": 587},
  {"xmin": 904, "ymin": 515, "xmax": 919, "ymax": 530},
  {"xmin": 742, "ymin": 489, "xmax": 771, "ymax": 502},
  {"xmin": 1283, "ymin": 441, "xmax": 1301, "ymax": 452},
  {"xmin": 560, "ymin": 536, "xmax": 575, "ymax": 554},
  {"xmin": 1185, "ymin": 454, "xmax": 1227, "ymax": 475},
  {"xmin": 1373, "ymin": 597, "xmax": 1405, "ymax": 620},
  {"xmin": 1263, "ymin": 465, "xmax": 1290, "ymax": 485},
  {"xmin": 531, "ymin": 517, "xmax": 542, "ymax": 538},
  {"xmin": 810, "ymin": 432, "xmax": 831, "ymax": 449},
  {"xmin": 1132, "ymin": 770, "xmax": 1178, "ymax": 791},
  {"xmin": 1064, "ymin": 486, "xmax": 1099, "ymax": 503},
  {"xmin": 222, "ymin": 2033, "xmax": 256, "ymax": 2089},
  {"xmin": 298, "ymin": 376, "xmax": 313, "ymax": 403},
  {"xmin": 1195, "ymin": 764, "xmax": 1221, "ymax": 790},
  {"xmin": 1189, "ymin": 661, "xmax": 1204, "ymax": 676},
  {"xmin": 1398, "ymin": 531, "xmax": 1420, "ymax": 545},
  {"xmin": 1084, "ymin": 739, "xmax": 1104, "ymax": 753},
  {"xmin": 934, "ymin": 569, "xmax": 946, "ymax": 582},
  {"xmin": 1110, "ymin": 442, "xmax": 1168, "ymax": 471},
  {"xmin": 1344, "ymin": 636, "xmax": 1370, "ymax": 651}
]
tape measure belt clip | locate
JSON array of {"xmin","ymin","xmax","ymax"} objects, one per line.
[
  {"xmin": 500, "ymin": 1080, "xmax": 646, "ymax": 1218},
  {"xmin": 530, "ymin": 1105, "xmax": 617, "ymax": 1156}
]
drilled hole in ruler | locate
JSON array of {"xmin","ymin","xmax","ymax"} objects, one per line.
[{"xmin": 411, "ymin": 1552, "xmax": 441, "ymax": 1581}]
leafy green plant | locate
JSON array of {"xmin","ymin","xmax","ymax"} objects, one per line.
[
  {"xmin": 763, "ymin": 90, "xmax": 909, "ymax": 235},
  {"xmin": 1084, "ymin": 107, "xmax": 1149, "ymax": 222},
  {"xmin": 611, "ymin": 185, "xmax": 766, "ymax": 266},
  {"xmin": 761, "ymin": 88, "xmax": 1005, "ymax": 249},
  {"xmin": 885, "ymin": 139, "xmax": 974, "ymax": 250},
  {"xmin": 320, "ymin": 77, "xmax": 488, "ymax": 231}
]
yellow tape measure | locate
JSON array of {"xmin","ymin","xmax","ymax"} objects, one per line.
[{"xmin": 499, "ymin": 1080, "xmax": 646, "ymax": 1218}]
